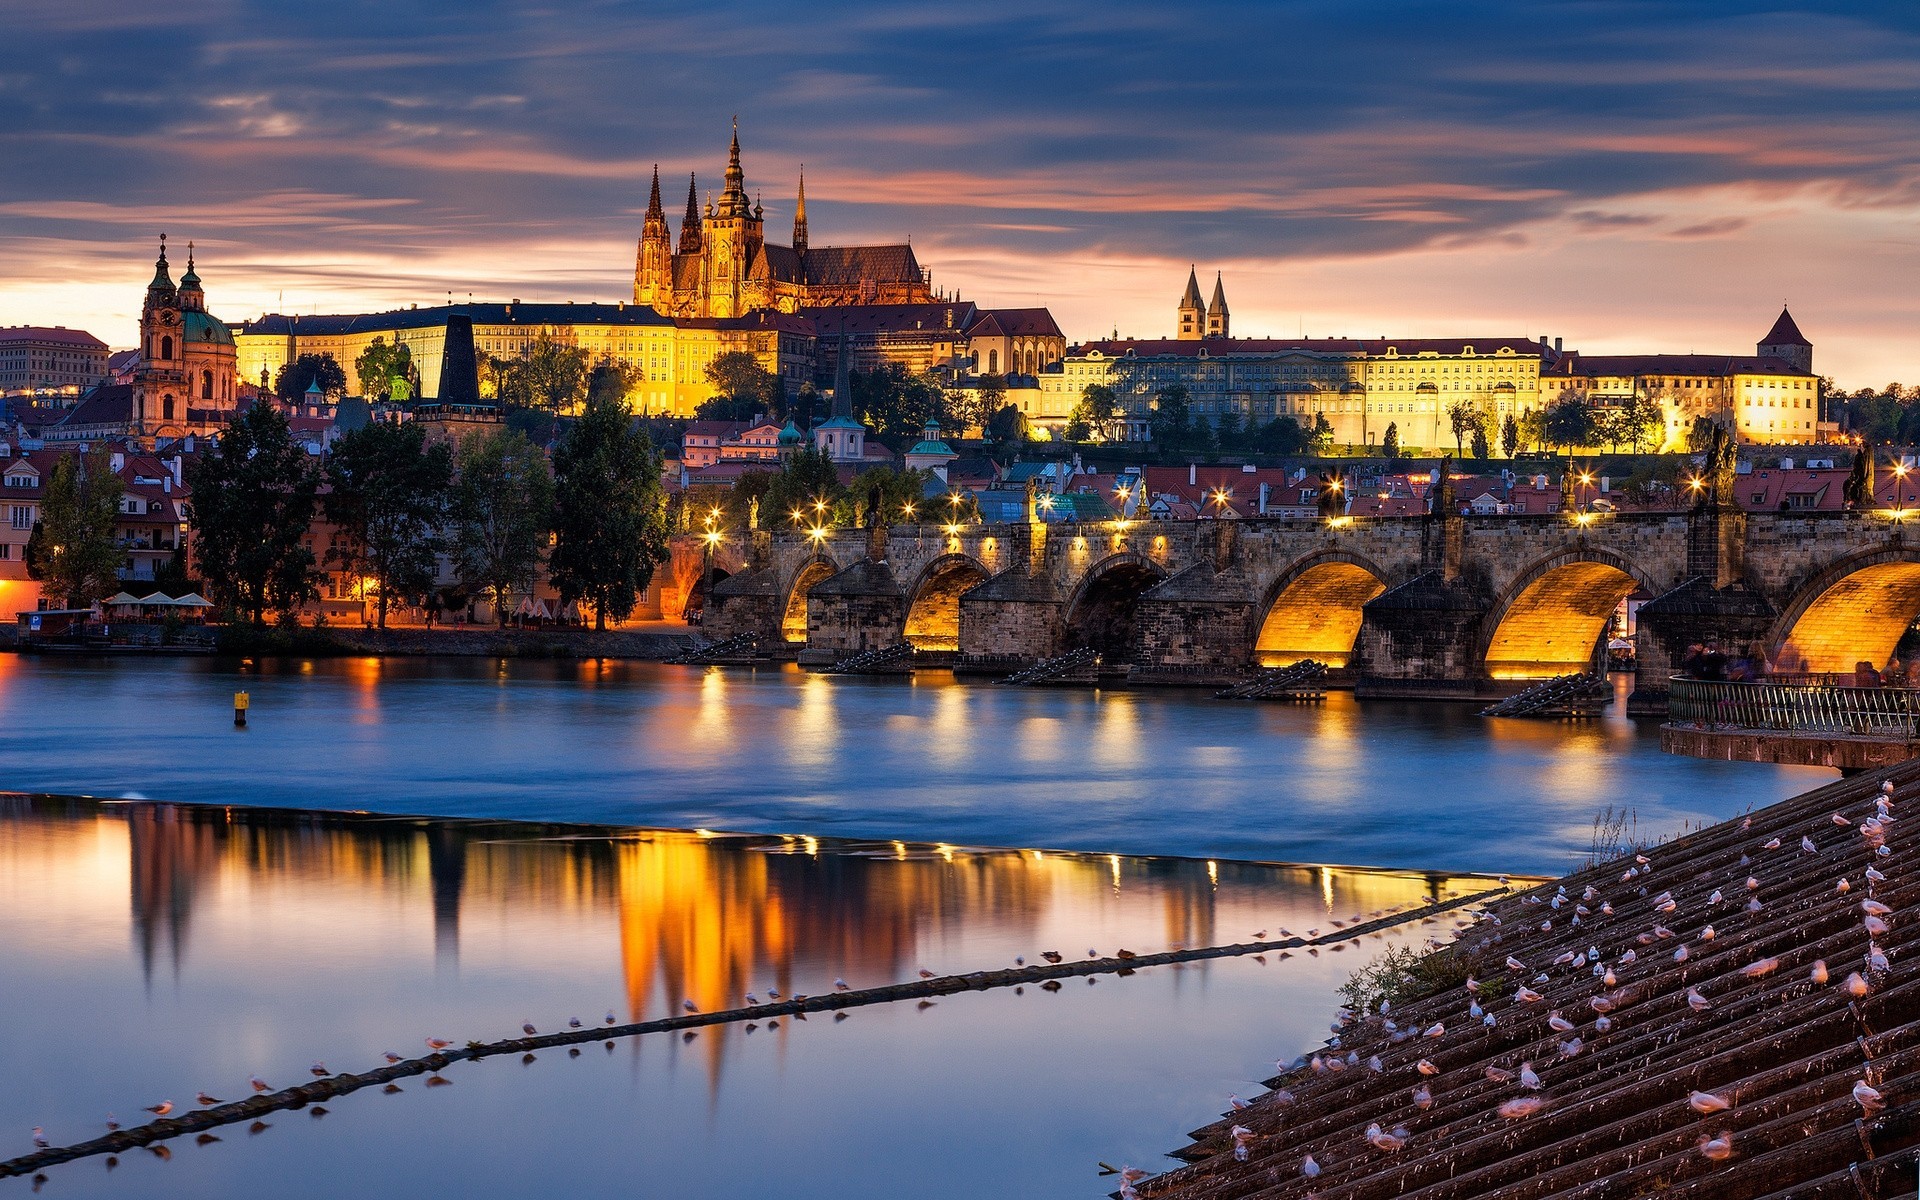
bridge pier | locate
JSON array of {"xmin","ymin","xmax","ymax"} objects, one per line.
[
  {"xmin": 1627, "ymin": 578, "xmax": 1776, "ymax": 716},
  {"xmin": 801, "ymin": 527, "xmax": 907, "ymax": 664},
  {"xmin": 1351, "ymin": 570, "xmax": 1496, "ymax": 699}
]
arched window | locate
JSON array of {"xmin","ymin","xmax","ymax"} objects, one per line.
[
  {"xmin": 988, "ymin": 349, "xmax": 999, "ymax": 374},
  {"xmin": 201, "ymin": 370, "xmax": 213, "ymax": 399},
  {"xmin": 162, "ymin": 394, "xmax": 174, "ymax": 420},
  {"xmin": 159, "ymin": 336, "xmax": 173, "ymax": 360}
]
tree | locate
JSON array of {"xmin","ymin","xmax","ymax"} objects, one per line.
[
  {"xmin": 1446, "ymin": 400, "xmax": 1478, "ymax": 456},
  {"xmin": 549, "ymin": 389, "xmax": 669, "ymax": 629},
  {"xmin": 24, "ymin": 446, "xmax": 123, "ymax": 607},
  {"xmin": 452, "ymin": 428, "xmax": 555, "ymax": 627},
  {"xmin": 852, "ymin": 364, "xmax": 946, "ymax": 440},
  {"xmin": 186, "ymin": 403, "xmax": 321, "ymax": 624},
  {"xmin": 1070, "ymin": 384, "xmax": 1122, "ymax": 443},
  {"xmin": 1149, "ymin": 384, "xmax": 1192, "ymax": 446},
  {"xmin": 763, "ymin": 444, "xmax": 844, "ymax": 526},
  {"xmin": 1470, "ymin": 425, "xmax": 1491, "ymax": 460},
  {"xmin": 945, "ymin": 384, "xmax": 994, "ymax": 436},
  {"xmin": 983, "ymin": 403, "xmax": 1029, "ymax": 463},
  {"xmin": 1309, "ymin": 412, "xmax": 1335, "ymax": 454},
  {"xmin": 1686, "ymin": 414, "xmax": 1726, "ymax": 455},
  {"xmin": 325, "ymin": 421, "xmax": 454, "ymax": 630},
  {"xmin": 1518, "ymin": 408, "xmax": 1548, "ymax": 454},
  {"xmin": 497, "ymin": 329, "xmax": 590, "ymax": 414},
  {"xmin": 703, "ymin": 351, "xmax": 784, "ymax": 418},
  {"xmin": 1249, "ymin": 416, "xmax": 1312, "ymax": 455},
  {"xmin": 275, "ymin": 353, "xmax": 348, "ymax": 402},
  {"xmin": 353, "ymin": 337, "xmax": 418, "ymax": 402},
  {"xmin": 838, "ymin": 466, "xmax": 934, "ymax": 526},
  {"xmin": 1544, "ymin": 394, "xmax": 1594, "ymax": 451},
  {"xmin": 1500, "ymin": 413, "xmax": 1520, "ymax": 459},
  {"xmin": 1381, "ymin": 422, "xmax": 1401, "ymax": 461}
]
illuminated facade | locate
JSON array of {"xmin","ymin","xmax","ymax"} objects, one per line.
[
  {"xmin": 633, "ymin": 123, "xmax": 935, "ymax": 319},
  {"xmin": 129, "ymin": 237, "xmax": 239, "ymax": 442}
]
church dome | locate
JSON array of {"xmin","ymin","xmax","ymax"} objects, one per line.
[
  {"xmin": 777, "ymin": 418, "xmax": 804, "ymax": 445},
  {"xmin": 182, "ymin": 309, "xmax": 233, "ymax": 347}
]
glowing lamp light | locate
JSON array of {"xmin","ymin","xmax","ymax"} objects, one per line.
[
  {"xmin": 943, "ymin": 523, "xmax": 961, "ymax": 537},
  {"xmin": 901, "ymin": 502, "xmax": 917, "ymax": 518},
  {"xmin": 1327, "ymin": 515, "xmax": 1353, "ymax": 529},
  {"xmin": 702, "ymin": 530, "xmax": 723, "ymax": 547},
  {"xmin": 807, "ymin": 525, "xmax": 828, "ymax": 543}
]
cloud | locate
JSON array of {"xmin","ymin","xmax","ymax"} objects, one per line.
[{"xmin": 1667, "ymin": 217, "xmax": 1751, "ymax": 239}]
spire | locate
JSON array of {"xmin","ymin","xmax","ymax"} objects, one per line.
[
  {"xmin": 719, "ymin": 116, "xmax": 748, "ymax": 217},
  {"xmin": 677, "ymin": 172, "xmax": 702, "ymax": 254},
  {"xmin": 645, "ymin": 164, "xmax": 664, "ymax": 221},
  {"xmin": 1179, "ymin": 266, "xmax": 1203, "ymax": 309},
  {"xmin": 793, "ymin": 167, "xmax": 808, "ymax": 255},
  {"xmin": 1208, "ymin": 271, "xmax": 1228, "ymax": 316},
  {"xmin": 1761, "ymin": 306, "xmax": 1810, "ymax": 348}
]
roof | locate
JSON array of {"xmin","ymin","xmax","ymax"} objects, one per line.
[
  {"xmin": 967, "ymin": 308, "xmax": 1063, "ymax": 339},
  {"xmin": 799, "ymin": 243, "xmax": 923, "ymax": 287},
  {"xmin": 907, "ymin": 435, "xmax": 956, "ymax": 457},
  {"xmin": 1549, "ymin": 353, "xmax": 1813, "ymax": 379},
  {"xmin": 1760, "ymin": 307, "xmax": 1811, "ymax": 348},
  {"xmin": 1076, "ymin": 336, "xmax": 1551, "ymax": 360},
  {"xmin": 799, "ymin": 302, "xmax": 977, "ymax": 337},
  {"xmin": 58, "ymin": 385, "xmax": 133, "ymax": 429},
  {"xmin": 1137, "ymin": 762, "xmax": 1920, "ymax": 1200},
  {"xmin": 1180, "ymin": 268, "xmax": 1203, "ymax": 309},
  {"xmin": 0, "ymin": 327, "xmax": 108, "ymax": 350},
  {"xmin": 238, "ymin": 301, "xmax": 674, "ymax": 338}
]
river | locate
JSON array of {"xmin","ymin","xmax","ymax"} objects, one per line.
[{"xmin": 0, "ymin": 655, "xmax": 1828, "ymax": 1198}]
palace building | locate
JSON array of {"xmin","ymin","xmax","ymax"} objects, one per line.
[{"xmin": 632, "ymin": 122, "xmax": 936, "ymax": 319}]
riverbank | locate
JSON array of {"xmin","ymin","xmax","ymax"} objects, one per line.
[{"xmin": 6, "ymin": 622, "xmax": 709, "ymax": 660}]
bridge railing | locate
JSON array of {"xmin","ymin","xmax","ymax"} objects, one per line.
[{"xmin": 1667, "ymin": 677, "xmax": 1920, "ymax": 740}]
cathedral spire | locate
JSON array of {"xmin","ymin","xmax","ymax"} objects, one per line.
[
  {"xmin": 646, "ymin": 164, "xmax": 664, "ymax": 220},
  {"xmin": 793, "ymin": 167, "xmax": 808, "ymax": 256},
  {"xmin": 148, "ymin": 232, "xmax": 176, "ymax": 294},
  {"xmin": 719, "ymin": 116, "xmax": 748, "ymax": 217},
  {"xmin": 678, "ymin": 172, "xmax": 702, "ymax": 255}
]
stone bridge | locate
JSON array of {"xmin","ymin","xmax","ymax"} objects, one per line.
[{"xmin": 685, "ymin": 507, "xmax": 1920, "ymax": 710}]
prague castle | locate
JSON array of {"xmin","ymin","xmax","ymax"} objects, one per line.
[{"xmin": 632, "ymin": 122, "xmax": 935, "ymax": 319}]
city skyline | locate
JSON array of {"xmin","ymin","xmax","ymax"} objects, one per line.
[{"xmin": 3, "ymin": 2, "xmax": 1918, "ymax": 388}]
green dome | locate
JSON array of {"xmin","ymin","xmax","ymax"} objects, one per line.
[
  {"xmin": 909, "ymin": 435, "xmax": 954, "ymax": 457},
  {"xmin": 182, "ymin": 310, "xmax": 233, "ymax": 347},
  {"xmin": 777, "ymin": 418, "xmax": 804, "ymax": 445}
]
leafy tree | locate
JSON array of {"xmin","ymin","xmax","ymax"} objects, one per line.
[
  {"xmin": 186, "ymin": 403, "xmax": 321, "ymax": 624},
  {"xmin": 983, "ymin": 403, "xmax": 1029, "ymax": 463},
  {"xmin": 23, "ymin": 446, "xmax": 123, "ymax": 607},
  {"xmin": 703, "ymin": 351, "xmax": 785, "ymax": 418},
  {"xmin": 497, "ymin": 329, "xmax": 590, "ymax": 415},
  {"xmin": 1500, "ymin": 413, "xmax": 1520, "ymax": 459},
  {"xmin": 1070, "ymin": 384, "xmax": 1122, "ymax": 444},
  {"xmin": 1149, "ymin": 384, "xmax": 1192, "ymax": 446},
  {"xmin": 588, "ymin": 360, "xmax": 643, "ymax": 409},
  {"xmin": 837, "ymin": 466, "xmax": 934, "ymax": 526},
  {"xmin": 1686, "ymin": 414, "xmax": 1727, "ymax": 455},
  {"xmin": 325, "ymin": 421, "xmax": 454, "ymax": 629},
  {"xmin": 1446, "ymin": 400, "xmax": 1478, "ymax": 456},
  {"xmin": 691, "ymin": 395, "xmax": 761, "ymax": 422},
  {"xmin": 452, "ymin": 428, "xmax": 554, "ymax": 627},
  {"xmin": 1381, "ymin": 422, "xmax": 1400, "ymax": 461},
  {"xmin": 1470, "ymin": 425, "xmax": 1490, "ymax": 460},
  {"xmin": 1518, "ymin": 408, "xmax": 1547, "ymax": 454},
  {"xmin": 353, "ymin": 337, "xmax": 418, "ymax": 402},
  {"xmin": 851, "ymin": 364, "xmax": 947, "ymax": 440},
  {"xmin": 763, "ymin": 445, "xmax": 844, "ymax": 527},
  {"xmin": 1246, "ymin": 416, "xmax": 1311, "ymax": 455},
  {"xmin": 549, "ymin": 389, "xmax": 669, "ymax": 629},
  {"xmin": 275, "ymin": 353, "xmax": 348, "ymax": 402},
  {"xmin": 1309, "ymin": 412, "xmax": 1335, "ymax": 454},
  {"xmin": 1544, "ymin": 394, "xmax": 1594, "ymax": 451}
]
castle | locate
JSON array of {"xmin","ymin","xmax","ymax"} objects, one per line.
[{"xmin": 633, "ymin": 122, "xmax": 936, "ymax": 319}]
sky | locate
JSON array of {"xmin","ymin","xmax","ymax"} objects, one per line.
[{"xmin": 2, "ymin": 0, "xmax": 1918, "ymax": 388}]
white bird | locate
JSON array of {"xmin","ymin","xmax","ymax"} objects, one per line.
[
  {"xmin": 1844, "ymin": 972, "xmax": 1871, "ymax": 997},
  {"xmin": 605, "ymin": 1011, "xmax": 618, "ymax": 1024},
  {"xmin": 1801, "ymin": 836, "xmax": 1817, "ymax": 853},
  {"xmin": 1867, "ymin": 867, "xmax": 1888, "ymax": 883},
  {"xmin": 1701, "ymin": 925, "xmax": 1716, "ymax": 941},
  {"xmin": 1688, "ymin": 987, "xmax": 1711, "ymax": 1012},
  {"xmin": 426, "ymin": 1038, "xmax": 453, "ymax": 1051},
  {"xmin": 1747, "ymin": 898, "xmax": 1764, "ymax": 913},
  {"xmin": 1469, "ymin": 1000, "xmax": 1484, "ymax": 1018},
  {"xmin": 1620, "ymin": 950, "xmax": 1637, "ymax": 964},
  {"xmin": 1863, "ymin": 899, "xmax": 1893, "ymax": 916},
  {"xmin": 195, "ymin": 1091, "xmax": 220, "ymax": 1107},
  {"xmin": 1558, "ymin": 1037, "xmax": 1583, "ymax": 1057},
  {"xmin": 1690, "ymin": 1090, "xmax": 1732, "ymax": 1113},
  {"xmin": 1854, "ymin": 1079, "xmax": 1884, "ymax": 1114},
  {"xmin": 1604, "ymin": 968, "xmax": 1618, "ymax": 986},
  {"xmin": 1746, "ymin": 876, "xmax": 1761, "ymax": 890},
  {"xmin": 1885, "ymin": 780, "xmax": 1896, "ymax": 794},
  {"xmin": 1708, "ymin": 889, "xmax": 1723, "ymax": 905},
  {"xmin": 1698, "ymin": 1130, "xmax": 1734, "ymax": 1161},
  {"xmin": 383, "ymin": 1052, "xmax": 402, "ymax": 1064},
  {"xmin": 1594, "ymin": 1015, "xmax": 1613, "ymax": 1033},
  {"xmin": 746, "ymin": 993, "xmax": 759, "ymax": 1005},
  {"xmin": 1230, "ymin": 1124, "xmax": 1254, "ymax": 1162},
  {"xmin": 145, "ymin": 1101, "xmax": 174, "ymax": 1116},
  {"xmin": 1762, "ymin": 838, "xmax": 1780, "ymax": 850},
  {"xmin": 1837, "ymin": 879, "xmax": 1852, "ymax": 894},
  {"xmin": 1868, "ymin": 944, "xmax": 1890, "ymax": 973},
  {"xmin": 1301, "ymin": 1154, "xmax": 1321, "ymax": 1177},
  {"xmin": 1674, "ymin": 945, "xmax": 1689, "ymax": 962},
  {"xmin": 1506, "ymin": 956, "xmax": 1526, "ymax": 971},
  {"xmin": 1547, "ymin": 1012, "xmax": 1574, "ymax": 1032},
  {"xmin": 1229, "ymin": 1094, "xmax": 1249, "ymax": 1111},
  {"xmin": 834, "ymin": 978, "xmax": 849, "ymax": 992},
  {"xmin": 1742, "ymin": 958, "xmax": 1779, "ymax": 978},
  {"xmin": 1366, "ymin": 1055, "xmax": 1384, "ymax": 1073},
  {"xmin": 1810, "ymin": 960, "xmax": 1829, "ymax": 984},
  {"xmin": 1590, "ymin": 995, "xmax": 1615, "ymax": 1013},
  {"xmin": 682, "ymin": 999, "xmax": 698, "ymax": 1013},
  {"xmin": 1498, "ymin": 1096, "xmax": 1546, "ymax": 1119},
  {"xmin": 1365, "ymin": 1122, "xmax": 1407, "ymax": 1152},
  {"xmin": 1636, "ymin": 853, "xmax": 1651, "ymax": 865},
  {"xmin": 31, "ymin": 1127, "xmax": 48, "ymax": 1149},
  {"xmin": 311, "ymin": 1061, "xmax": 331, "ymax": 1077},
  {"xmin": 1464, "ymin": 976, "xmax": 1481, "ymax": 993},
  {"xmin": 1519, "ymin": 1062, "xmax": 1542, "ymax": 1090},
  {"xmin": 1424, "ymin": 1022, "xmax": 1444, "ymax": 1038},
  {"xmin": 249, "ymin": 1076, "xmax": 271, "ymax": 1093},
  {"xmin": 767, "ymin": 989, "xmax": 781, "ymax": 1000},
  {"xmin": 1601, "ymin": 902, "xmax": 1614, "ymax": 915},
  {"xmin": 1483, "ymin": 1012, "xmax": 1498, "ymax": 1028},
  {"xmin": 1412, "ymin": 1084, "xmax": 1433, "ymax": 1109},
  {"xmin": 569, "ymin": 1017, "xmax": 582, "ymax": 1029},
  {"xmin": 1866, "ymin": 915, "xmax": 1890, "ymax": 936},
  {"xmin": 1515, "ymin": 986, "xmax": 1544, "ymax": 1003},
  {"xmin": 1417, "ymin": 1058, "xmax": 1439, "ymax": 1075}
]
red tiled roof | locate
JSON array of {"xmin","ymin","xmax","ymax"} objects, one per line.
[
  {"xmin": 1549, "ymin": 353, "xmax": 1812, "ymax": 379},
  {"xmin": 969, "ymin": 308, "xmax": 1064, "ymax": 339},
  {"xmin": 0, "ymin": 326, "xmax": 109, "ymax": 349},
  {"xmin": 1076, "ymin": 336, "xmax": 1549, "ymax": 359}
]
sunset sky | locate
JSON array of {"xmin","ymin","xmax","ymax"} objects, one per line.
[{"xmin": 3, "ymin": 0, "xmax": 1917, "ymax": 388}]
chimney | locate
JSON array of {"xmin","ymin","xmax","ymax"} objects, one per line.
[
  {"xmin": 1554, "ymin": 337, "xmax": 1563, "ymax": 353},
  {"xmin": 1189, "ymin": 463, "xmax": 1197, "ymax": 486},
  {"xmin": 110, "ymin": 451, "xmax": 124, "ymax": 472},
  {"xmin": 1258, "ymin": 481, "xmax": 1270, "ymax": 515}
]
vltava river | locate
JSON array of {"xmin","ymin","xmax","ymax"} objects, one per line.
[{"xmin": 0, "ymin": 655, "xmax": 1823, "ymax": 876}]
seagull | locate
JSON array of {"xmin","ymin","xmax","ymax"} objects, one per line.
[
  {"xmin": 605, "ymin": 1011, "xmax": 618, "ymax": 1025},
  {"xmin": 1301, "ymin": 1154, "xmax": 1322, "ymax": 1177},
  {"xmin": 568, "ymin": 1017, "xmax": 582, "ymax": 1029},
  {"xmin": 1041, "ymin": 951, "xmax": 1063, "ymax": 963},
  {"xmin": 310, "ymin": 1062, "xmax": 329, "ymax": 1077},
  {"xmin": 384, "ymin": 1052, "xmax": 402, "ymax": 1064},
  {"xmin": 1229, "ymin": 1094, "xmax": 1249, "ymax": 1111},
  {"xmin": 1365, "ymin": 1122, "xmax": 1408, "ymax": 1152},
  {"xmin": 1762, "ymin": 838, "xmax": 1780, "ymax": 850},
  {"xmin": 1498, "ymin": 1096, "xmax": 1546, "ymax": 1119},
  {"xmin": 250, "ymin": 1076, "xmax": 271, "ymax": 1094},
  {"xmin": 1558, "ymin": 1037, "xmax": 1583, "ymax": 1057},
  {"xmin": 425, "ymin": 1038, "xmax": 453, "ymax": 1052},
  {"xmin": 195, "ymin": 1092, "xmax": 219, "ymax": 1107},
  {"xmin": 145, "ymin": 1101, "xmax": 174, "ymax": 1116},
  {"xmin": 1674, "ymin": 945, "xmax": 1690, "ymax": 962},
  {"xmin": 1424, "ymin": 1021, "xmax": 1444, "ymax": 1038},
  {"xmin": 1701, "ymin": 925, "xmax": 1716, "ymax": 941},
  {"xmin": 1810, "ymin": 960, "xmax": 1829, "ymax": 984},
  {"xmin": 1837, "ymin": 879, "xmax": 1852, "ymax": 894},
  {"xmin": 1687, "ymin": 987, "xmax": 1711, "ymax": 1011},
  {"xmin": 1854, "ymin": 1079, "xmax": 1884, "ymax": 1114},
  {"xmin": 1515, "ymin": 986, "xmax": 1544, "ymax": 1003},
  {"xmin": 522, "ymin": 1022, "xmax": 538, "ymax": 1036},
  {"xmin": 1417, "ymin": 1058, "xmax": 1439, "ymax": 1075},
  {"xmin": 834, "ymin": 978, "xmax": 850, "ymax": 992},
  {"xmin": 1412, "ymin": 1084, "xmax": 1433, "ymax": 1109},
  {"xmin": 767, "ymin": 988, "xmax": 782, "ymax": 1000},
  {"xmin": 1742, "ymin": 957, "xmax": 1780, "ymax": 978},
  {"xmin": 1230, "ymin": 1125, "xmax": 1254, "ymax": 1161},
  {"xmin": 1868, "ymin": 867, "xmax": 1888, "ymax": 883},
  {"xmin": 1801, "ymin": 836, "xmax": 1818, "ymax": 853},
  {"xmin": 1833, "ymin": 812, "xmax": 1852, "ymax": 826},
  {"xmin": 1548, "ymin": 1012, "xmax": 1575, "ymax": 1033},
  {"xmin": 1519, "ymin": 1062, "xmax": 1543, "ymax": 1090},
  {"xmin": 1708, "ymin": 889, "xmax": 1723, "ymax": 904},
  {"xmin": 682, "ymin": 999, "xmax": 698, "ymax": 1013},
  {"xmin": 1690, "ymin": 1090, "xmax": 1732, "ymax": 1113},
  {"xmin": 31, "ymin": 1127, "xmax": 48, "ymax": 1149},
  {"xmin": 1505, "ymin": 956, "xmax": 1527, "ymax": 971},
  {"xmin": 105, "ymin": 1116, "xmax": 119, "ymax": 1132},
  {"xmin": 1698, "ymin": 1130, "xmax": 1734, "ymax": 1161}
]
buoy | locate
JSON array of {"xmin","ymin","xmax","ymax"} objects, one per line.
[{"xmin": 234, "ymin": 691, "xmax": 250, "ymax": 727}]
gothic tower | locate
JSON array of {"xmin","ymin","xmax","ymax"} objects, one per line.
[
  {"xmin": 1177, "ymin": 266, "xmax": 1204, "ymax": 340},
  {"xmin": 677, "ymin": 173, "xmax": 703, "ymax": 256},
  {"xmin": 1206, "ymin": 272, "xmax": 1230, "ymax": 338},
  {"xmin": 634, "ymin": 165, "xmax": 673, "ymax": 308},
  {"xmin": 702, "ymin": 119, "xmax": 765, "ymax": 318},
  {"xmin": 1758, "ymin": 306, "xmax": 1812, "ymax": 375},
  {"xmin": 792, "ymin": 168, "xmax": 808, "ymax": 257}
]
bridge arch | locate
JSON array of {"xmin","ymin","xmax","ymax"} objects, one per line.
[
  {"xmin": 1479, "ymin": 546, "xmax": 1654, "ymax": 679},
  {"xmin": 1768, "ymin": 546, "xmax": 1920, "ymax": 674},
  {"xmin": 780, "ymin": 555, "xmax": 839, "ymax": 643},
  {"xmin": 1063, "ymin": 552, "xmax": 1167, "ymax": 662},
  {"xmin": 902, "ymin": 553, "xmax": 990, "ymax": 651},
  {"xmin": 1252, "ymin": 550, "xmax": 1390, "ymax": 668}
]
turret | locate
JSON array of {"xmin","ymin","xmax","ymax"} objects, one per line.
[
  {"xmin": 677, "ymin": 173, "xmax": 703, "ymax": 255},
  {"xmin": 1758, "ymin": 306, "xmax": 1812, "ymax": 375},
  {"xmin": 177, "ymin": 241, "xmax": 204, "ymax": 312},
  {"xmin": 1177, "ymin": 266, "xmax": 1204, "ymax": 340},
  {"xmin": 1206, "ymin": 272, "xmax": 1230, "ymax": 338},
  {"xmin": 635, "ymin": 164, "xmax": 672, "ymax": 307},
  {"xmin": 793, "ymin": 167, "xmax": 809, "ymax": 256}
]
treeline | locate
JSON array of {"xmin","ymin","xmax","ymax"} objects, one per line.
[
  {"xmin": 1829, "ymin": 382, "xmax": 1920, "ymax": 444},
  {"xmin": 176, "ymin": 389, "xmax": 670, "ymax": 630}
]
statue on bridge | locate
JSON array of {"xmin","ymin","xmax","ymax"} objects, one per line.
[
  {"xmin": 1696, "ymin": 422, "xmax": 1739, "ymax": 511},
  {"xmin": 1316, "ymin": 471, "xmax": 1346, "ymax": 518},
  {"xmin": 863, "ymin": 483, "xmax": 883, "ymax": 530},
  {"xmin": 748, "ymin": 496, "xmax": 760, "ymax": 531},
  {"xmin": 1427, "ymin": 456, "xmax": 1456, "ymax": 518},
  {"xmin": 1844, "ymin": 442, "xmax": 1877, "ymax": 510}
]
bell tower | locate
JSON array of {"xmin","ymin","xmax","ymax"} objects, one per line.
[
  {"xmin": 1177, "ymin": 266, "xmax": 1204, "ymax": 340},
  {"xmin": 134, "ymin": 234, "xmax": 182, "ymax": 437},
  {"xmin": 634, "ymin": 165, "xmax": 672, "ymax": 309}
]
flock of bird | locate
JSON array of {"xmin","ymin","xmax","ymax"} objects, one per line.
[{"xmin": 1129, "ymin": 776, "xmax": 1905, "ymax": 1198}]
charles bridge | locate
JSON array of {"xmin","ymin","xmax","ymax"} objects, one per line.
[{"xmin": 667, "ymin": 503, "xmax": 1920, "ymax": 714}]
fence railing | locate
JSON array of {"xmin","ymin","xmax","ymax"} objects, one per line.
[{"xmin": 1667, "ymin": 677, "xmax": 1920, "ymax": 740}]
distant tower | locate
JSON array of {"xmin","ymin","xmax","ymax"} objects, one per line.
[
  {"xmin": 677, "ymin": 173, "xmax": 703, "ymax": 256},
  {"xmin": 1206, "ymin": 272, "xmax": 1230, "ymax": 338},
  {"xmin": 135, "ymin": 234, "xmax": 180, "ymax": 435},
  {"xmin": 702, "ymin": 118, "xmax": 764, "ymax": 318},
  {"xmin": 634, "ymin": 165, "xmax": 672, "ymax": 308},
  {"xmin": 1177, "ymin": 267, "xmax": 1204, "ymax": 340},
  {"xmin": 1758, "ymin": 306, "xmax": 1812, "ymax": 374},
  {"xmin": 792, "ymin": 167, "xmax": 809, "ymax": 258}
]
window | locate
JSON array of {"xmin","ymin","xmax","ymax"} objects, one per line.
[
  {"xmin": 159, "ymin": 336, "xmax": 172, "ymax": 360},
  {"xmin": 0, "ymin": 543, "xmax": 9, "ymax": 560},
  {"xmin": 10, "ymin": 505, "xmax": 31, "ymax": 530},
  {"xmin": 201, "ymin": 370, "xmax": 213, "ymax": 399}
]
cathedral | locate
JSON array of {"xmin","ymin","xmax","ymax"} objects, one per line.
[
  {"xmin": 633, "ymin": 123, "xmax": 935, "ymax": 319},
  {"xmin": 133, "ymin": 236, "xmax": 237, "ymax": 439}
]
